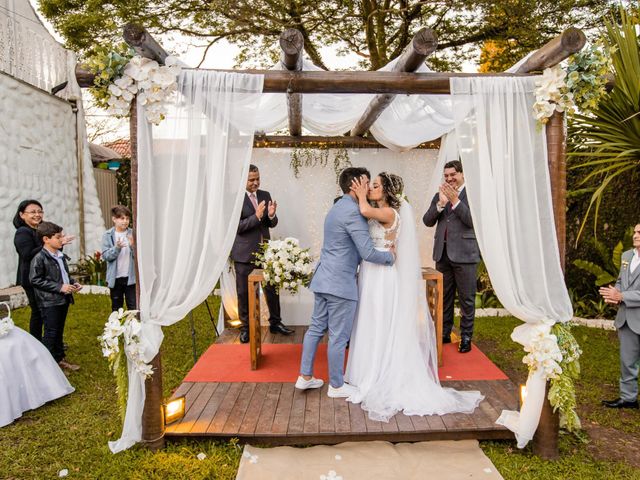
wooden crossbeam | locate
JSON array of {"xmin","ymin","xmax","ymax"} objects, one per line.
[
  {"xmin": 515, "ymin": 27, "xmax": 586, "ymax": 74},
  {"xmin": 123, "ymin": 23, "xmax": 169, "ymax": 64},
  {"xmin": 279, "ymin": 29, "xmax": 304, "ymax": 136},
  {"xmin": 253, "ymin": 135, "xmax": 440, "ymax": 149},
  {"xmin": 350, "ymin": 28, "xmax": 437, "ymax": 136}
]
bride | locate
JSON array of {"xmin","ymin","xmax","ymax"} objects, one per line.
[{"xmin": 344, "ymin": 172, "xmax": 484, "ymax": 422}]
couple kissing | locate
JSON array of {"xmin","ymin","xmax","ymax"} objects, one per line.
[{"xmin": 297, "ymin": 167, "xmax": 483, "ymax": 422}]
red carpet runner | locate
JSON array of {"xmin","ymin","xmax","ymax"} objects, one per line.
[{"xmin": 184, "ymin": 343, "xmax": 508, "ymax": 383}]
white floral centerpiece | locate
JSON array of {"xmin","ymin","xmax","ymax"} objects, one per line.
[
  {"xmin": 99, "ymin": 309, "xmax": 153, "ymax": 420},
  {"xmin": 254, "ymin": 237, "xmax": 314, "ymax": 294},
  {"xmin": 0, "ymin": 302, "xmax": 14, "ymax": 338}
]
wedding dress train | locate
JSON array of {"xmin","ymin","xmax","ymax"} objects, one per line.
[
  {"xmin": 344, "ymin": 201, "xmax": 484, "ymax": 422},
  {"xmin": 0, "ymin": 325, "xmax": 74, "ymax": 428}
]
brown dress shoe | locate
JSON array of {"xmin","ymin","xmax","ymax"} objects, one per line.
[{"xmin": 58, "ymin": 359, "xmax": 80, "ymax": 371}]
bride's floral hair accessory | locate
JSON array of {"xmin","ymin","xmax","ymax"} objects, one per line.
[{"xmin": 378, "ymin": 172, "xmax": 405, "ymax": 209}]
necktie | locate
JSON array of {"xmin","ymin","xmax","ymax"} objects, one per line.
[{"xmin": 249, "ymin": 193, "xmax": 258, "ymax": 210}]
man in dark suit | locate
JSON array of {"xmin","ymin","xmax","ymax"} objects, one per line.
[
  {"xmin": 231, "ymin": 164, "xmax": 293, "ymax": 344},
  {"xmin": 423, "ymin": 160, "xmax": 480, "ymax": 353}
]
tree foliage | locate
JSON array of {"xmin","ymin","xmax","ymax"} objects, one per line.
[{"xmin": 38, "ymin": 0, "xmax": 610, "ymax": 70}]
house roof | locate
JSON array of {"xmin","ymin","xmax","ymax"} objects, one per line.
[{"xmin": 103, "ymin": 139, "xmax": 131, "ymax": 158}]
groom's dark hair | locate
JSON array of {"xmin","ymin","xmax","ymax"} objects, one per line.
[{"xmin": 339, "ymin": 167, "xmax": 371, "ymax": 194}]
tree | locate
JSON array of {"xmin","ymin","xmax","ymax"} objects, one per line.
[
  {"xmin": 38, "ymin": 0, "xmax": 610, "ymax": 71},
  {"xmin": 569, "ymin": 6, "xmax": 640, "ymax": 240}
]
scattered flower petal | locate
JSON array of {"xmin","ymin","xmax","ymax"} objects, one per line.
[{"xmin": 58, "ymin": 469, "xmax": 69, "ymax": 477}]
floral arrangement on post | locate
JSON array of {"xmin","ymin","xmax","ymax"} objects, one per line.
[
  {"xmin": 99, "ymin": 309, "xmax": 153, "ymax": 421},
  {"xmin": 532, "ymin": 42, "xmax": 611, "ymax": 126},
  {"xmin": 86, "ymin": 45, "xmax": 181, "ymax": 124},
  {"xmin": 521, "ymin": 321, "xmax": 582, "ymax": 434},
  {"xmin": 0, "ymin": 302, "xmax": 14, "ymax": 338},
  {"xmin": 254, "ymin": 238, "xmax": 314, "ymax": 294}
]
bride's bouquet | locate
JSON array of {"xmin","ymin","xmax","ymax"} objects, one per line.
[{"xmin": 254, "ymin": 237, "xmax": 314, "ymax": 294}]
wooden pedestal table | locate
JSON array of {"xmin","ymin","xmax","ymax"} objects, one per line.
[
  {"xmin": 248, "ymin": 267, "xmax": 444, "ymax": 370},
  {"xmin": 422, "ymin": 267, "xmax": 444, "ymax": 367}
]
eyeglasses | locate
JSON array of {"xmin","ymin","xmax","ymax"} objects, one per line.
[{"xmin": 24, "ymin": 210, "xmax": 44, "ymax": 215}]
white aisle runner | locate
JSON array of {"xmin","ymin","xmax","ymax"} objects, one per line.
[{"xmin": 236, "ymin": 440, "xmax": 503, "ymax": 480}]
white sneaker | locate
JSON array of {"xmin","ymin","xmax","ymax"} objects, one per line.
[
  {"xmin": 295, "ymin": 376, "xmax": 324, "ymax": 390},
  {"xmin": 327, "ymin": 383, "xmax": 358, "ymax": 398}
]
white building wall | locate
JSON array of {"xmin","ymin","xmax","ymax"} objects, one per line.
[{"xmin": 0, "ymin": 72, "xmax": 81, "ymax": 287}]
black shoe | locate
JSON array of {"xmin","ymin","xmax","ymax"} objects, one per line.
[
  {"xmin": 458, "ymin": 336, "xmax": 472, "ymax": 353},
  {"xmin": 442, "ymin": 335, "xmax": 451, "ymax": 344},
  {"xmin": 602, "ymin": 398, "xmax": 639, "ymax": 409},
  {"xmin": 269, "ymin": 322, "xmax": 294, "ymax": 335},
  {"xmin": 239, "ymin": 331, "xmax": 250, "ymax": 344}
]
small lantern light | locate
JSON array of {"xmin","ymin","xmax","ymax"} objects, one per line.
[
  {"xmin": 163, "ymin": 396, "xmax": 186, "ymax": 425},
  {"xmin": 229, "ymin": 319, "xmax": 243, "ymax": 328},
  {"xmin": 519, "ymin": 385, "xmax": 528, "ymax": 407}
]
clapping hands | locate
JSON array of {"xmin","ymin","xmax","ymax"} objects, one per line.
[
  {"xmin": 268, "ymin": 200, "xmax": 277, "ymax": 218},
  {"xmin": 438, "ymin": 182, "xmax": 459, "ymax": 206},
  {"xmin": 599, "ymin": 285, "xmax": 623, "ymax": 304}
]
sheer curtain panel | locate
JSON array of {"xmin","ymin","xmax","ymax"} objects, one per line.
[
  {"xmin": 109, "ymin": 70, "xmax": 264, "ymax": 452},
  {"xmin": 450, "ymin": 76, "xmax": 573, "ymax": 448}
]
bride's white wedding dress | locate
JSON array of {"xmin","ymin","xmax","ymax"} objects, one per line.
[
  {"xmin": 0, "ymin": 325, "xmax": 74, "ymax": 428},
  {"xmin": 344, "ymin": 200, "xmax": 484, "ymax": 422}
]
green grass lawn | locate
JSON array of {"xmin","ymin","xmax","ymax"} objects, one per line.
[{"xmin": 1, "ymin": 297, "xmax": 639, "ymax": 479}]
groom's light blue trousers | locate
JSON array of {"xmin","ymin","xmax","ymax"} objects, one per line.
[{"xmin": 300, "ymin": 292, "xmax": 357, "ymax": 388}]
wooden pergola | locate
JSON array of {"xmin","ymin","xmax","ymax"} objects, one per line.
[{"xmin": 76, "ymin": 24, "xmax": 586, "ymax": 458}]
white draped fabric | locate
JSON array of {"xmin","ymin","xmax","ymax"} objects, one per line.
[
  {"xmin": 255, "ymin": 59, "xmax": 454, "ymax": 151},
  {"xmin": 449, "ymin": 76, "xmax": 573, "ymax": 447},
  {"xmin": 108, "ymin": 70, "xmax": 264, "ymax": 453}
]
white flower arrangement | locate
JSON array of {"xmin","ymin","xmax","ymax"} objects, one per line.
[
  {"xmin": 254, "ymin": 237, "xmax": 314, "ymax": 294},
  {"xmin": 0, "ymin": 302, "xmax": 14, "ymax": 338},
  {"xmin": 105, "ymin": 55, "xmax": 181, "ymax": 125},
  {"xmin": 99, "ymin": 308, "xmax": 153, "ymax": 378},
  {"xmin": 99, "ymin": 308, "xmax": 153, "ymax": 420},
  {"xmin": 522, "ymin": 328, "xmax": 563, "ymax": 380},
  {"xmin": 532, "ymin": 65, "xmax": 575, "ymax": 126}
]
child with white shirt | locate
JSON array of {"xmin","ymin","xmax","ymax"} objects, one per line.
[{"xmin": 102, "ymin": 205, "xmax": 137, "ymax": 312}]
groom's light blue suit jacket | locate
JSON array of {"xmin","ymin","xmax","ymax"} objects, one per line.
[{"xmin": 310, "ymin": 194, "xmax": 395, "ymax": 301}]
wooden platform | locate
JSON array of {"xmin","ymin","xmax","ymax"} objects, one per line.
[{"xmin": 165, "ymin": 327, "xmax": 517, "ymax": 445}]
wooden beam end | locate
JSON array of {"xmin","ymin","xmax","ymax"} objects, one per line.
[{"xmin": 561, "ymin": 27, "xmax": 587, "ymax": 54}]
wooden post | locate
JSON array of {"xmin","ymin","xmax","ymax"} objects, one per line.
[
  {"xmin": 129, "ymin": 97, "xmax": 166, "ymax": 450},
  {"xmin": 279, "ymin": 29, "xmax": 304, "ymax": 136},
  {"xmin": 532, "ymin": 110, "xmax": 566, "ymax": 460},
  {"xmin": 350, "ymin": 28, "xmax": 437, "ymax": 136}
]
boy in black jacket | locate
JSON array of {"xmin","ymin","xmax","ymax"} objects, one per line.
[{"xmin": 29, "ymin": 222, "xmax": 83, "ymax": 371}]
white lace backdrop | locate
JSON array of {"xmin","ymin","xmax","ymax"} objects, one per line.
[
  {"xmin": 217, "ymin": 147, "xmax": 439, "ymax": 329},
  {"xmin": 113, "ymin": 67, "xmax": 573, "ymax": 453}
]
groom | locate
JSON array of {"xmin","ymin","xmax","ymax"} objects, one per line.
[{"xmin": 296, "ymin": 167, "xmax": 395, "ymax": 398}]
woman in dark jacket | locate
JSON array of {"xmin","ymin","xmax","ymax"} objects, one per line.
[{"xmin": 13, "ymin": 199, "xmax": 45, "ymax": 340}]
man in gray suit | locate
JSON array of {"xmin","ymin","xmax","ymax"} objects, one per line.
[
  {"xmin": 599, "ymin": 223, "xmax": 640, "ymax": 409},
  {"xmin": 297, "ymin": 167, "xmax": 395, "ymax": 398},
  {"xmin": 423, "ymin": 160, "xmax": 480, "ymax": 353},
  {"xmin": 231, "ymin": 164, "xmax": 293, "ymax": 344}
]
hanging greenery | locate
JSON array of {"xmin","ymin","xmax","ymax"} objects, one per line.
[
  {"xmin": 85, "ymin": 44, "xmax": 135, "ymax": 110},
  {"xmin": 548, "ymin": 323, "xmax": 582, "ymax": 434},
  {"xmin": 290, "ymin": 145, "xmax": 352, "ymax": 180}
]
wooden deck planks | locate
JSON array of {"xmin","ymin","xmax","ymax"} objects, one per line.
[{"xmin": 165, "ymin": 327, "xmax": 517, "ymax": 443}]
